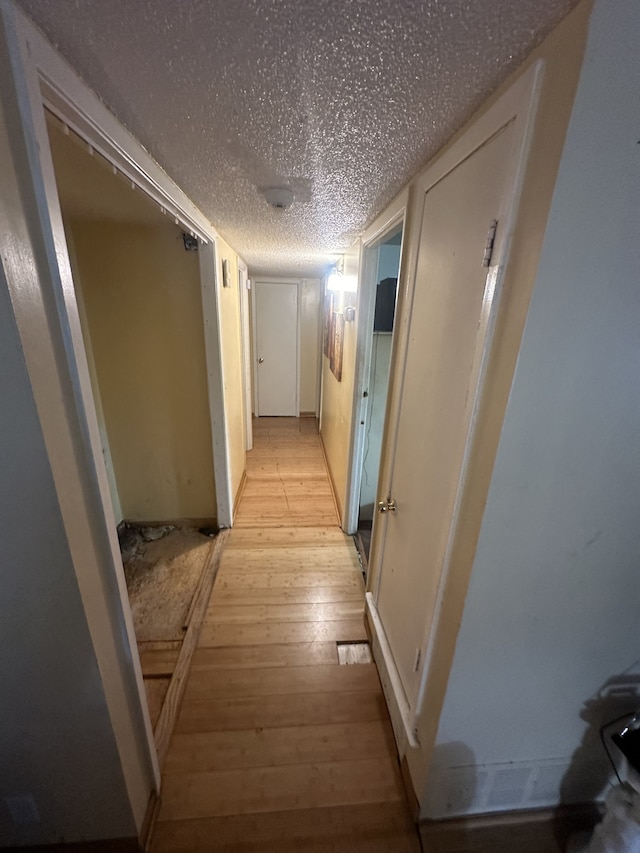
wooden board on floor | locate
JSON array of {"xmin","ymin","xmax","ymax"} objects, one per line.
[
  {"xmin": 190, "ymin": 642, "xmax": 340, "ymax": 670},
  {"xmin": 215, "ymin": 571, "xmax": 363, "ymax": 590},
  {"xmin": 174, "ymin": 689, "xmax": 390, "ymax": 734},
  {"xmin": 210, "ymin": 585, "xmax": 364, "ymax": 606},
  {"xmin": 144, "ymin": 677, "xmax": 171, "ymax": 729},
  {"xmin": 218, "ymin": 546, "xmax": 362, "ymax": 569},
  {"xmin": 164, "ymin": 720, "xmax": 396, "ymax": 774},
  {"xmin": 151, "ymin": 802, "xmax": 420, "ymax": 853},
  {"xmin": 224, "ymin": 527, "xmax": 352, "ymax": 548},
  {"xmin": 183, "ymin": 662, "xmax": 381, "ymax": 700},
  {"xmin": 206, "ymin": 601, "xmax": 364, "ymax": 624},
  {"xmin": 157, "ymin": 755, "xmax": 405, "ymax": 821},
  {"xmin": 198, "ymin": 618, "xmax": 368, "ymax": 647},
  {"xmin": 153, "ymin": 530, "xmax": 229, "ymax": 767}
]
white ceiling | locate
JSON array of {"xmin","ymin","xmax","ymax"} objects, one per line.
[{"xmin": 17, "ymin": 0, "xmax": 578, "ymax": 277}]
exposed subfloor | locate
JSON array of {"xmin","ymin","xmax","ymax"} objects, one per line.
[
  {"xmin": 121, "ymin": 525, "xmax": 214, "ymax": 728},
  {"xmin": 149, "ymin": 417, "xmax": 421, "ymax": 852}
]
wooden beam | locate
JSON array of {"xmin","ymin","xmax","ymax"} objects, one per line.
[{"xmin": 153, "ymin": 529, "xmax": 230, "ymax": 769}]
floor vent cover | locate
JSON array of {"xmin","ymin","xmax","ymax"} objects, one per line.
[{"xmin": 337, "ymin": 641, "xmax": 372, "ymax": 665}]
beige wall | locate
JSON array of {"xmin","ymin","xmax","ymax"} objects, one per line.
[
  {"xmin": 319, "ymin": 244, "xmax": 360, "ymax": 520},
  {"xmin": 216, "ymin": 236, "xmax": 246, "ymax": 505},
  {"xmin": 299, "ymin": 278, "xmax": 321, "ymax": 414},
  {"xmin": 69, "ymin": 219, "xmax": 217, "ymax": 523}
]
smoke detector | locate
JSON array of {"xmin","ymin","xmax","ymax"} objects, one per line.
[{"xmin": 261, "ymin": 187, "xmax": 294, "ymax": 210}]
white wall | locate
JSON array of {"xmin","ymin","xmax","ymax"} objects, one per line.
[
  {"xmin": 0, "ymin": 275, "xmax": 136, "ymax": 846},
  {"xmin": 423, "ymin": 0, "xmax": 640, "ymax": 817}
]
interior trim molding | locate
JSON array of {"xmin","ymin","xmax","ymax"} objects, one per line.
[
  {"xmin": 1, "ymin": 840, "xmax": 141, "ymax": 853},
  {"xmin": 419, "ymin": 803, "xmax": 602, "ymax": 852},
  {"xmin": 318, "ymin": 431, "xmax": 343, "ymax": 524},
  {"xmin": 233, "ymin": 469, "xmax": 248, "ymax": 520}
]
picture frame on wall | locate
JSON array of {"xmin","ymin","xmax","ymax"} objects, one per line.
[
  {"xmin": 323, "ymin": 291, "xmax": 333, "ymax": 358},
  {"xmin": 323, "ymin": 290, "xmax": 344, "ymax": 382},
  {"xmin": 330, "ymin": 310, "xmax": 344, "ymax": 382}
]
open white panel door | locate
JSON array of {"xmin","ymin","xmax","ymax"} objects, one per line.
[{"xmin": 367, "ymin": 62, "xmax": 542, "ymax": 746}]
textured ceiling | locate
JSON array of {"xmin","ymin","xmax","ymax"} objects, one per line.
[{"xmin": 17, "ymin": 0, "xmax": 578, "ymax": 276}]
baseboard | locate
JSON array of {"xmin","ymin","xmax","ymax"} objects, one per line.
[
  {"xmin": 419, "ymin": 803, "xmax": 602, "ymax": 853},
  {"xmin": 121, "ymin": 517, "xmax": 217, "ymax": 530},
  {"xmin": 400, "ymin": 754, "xmax": 421, "ymax": 825},
  {"xmin": 138, "ymin": 789, "xmax": 159, "ymax": 850},
  {"xmin": 233, "ymin": 470, "xmax": 247, "ymax": 520},
  {"xmin": 318, "ymin": 432, "xmax": 343, "ymax": 524},
  {"xmin": 1, "ymin": 840, "xmax": 141, "ymax": 852},
  {"xmin": 153, "ymin": 530, "xmax": 230, "ymax": 769},
  {"xmin": 299, "ymin": 411, "xmax": 316, "ymax": 418},
  {"xmin": 364, "ymin": 593, "xmax": 418, "ymax": 752}
]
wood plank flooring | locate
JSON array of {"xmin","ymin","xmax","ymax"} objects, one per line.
[
  {"xmin": 234, "ymin": 417, "xmax": 339, "ymax": 527},
  {"xmin": 150, "ymin": 417, "xmax": 420, "ymax": 853}
]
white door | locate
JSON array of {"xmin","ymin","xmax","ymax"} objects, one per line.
[
  {"xmin": 375, "ymin": 122, "xmax": 517, "ymax": 710},
  {"xmin": 254, "ymin": 281, "xmax": 298, "ymax": 416},
  {"xmin": 238, "ymin": 266, "xmax": 253, "ymax": 449}
]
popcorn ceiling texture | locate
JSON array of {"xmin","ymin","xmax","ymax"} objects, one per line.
[{"xmin": 17, "ymin": 0, "xmax": 578, "ymax": 276}]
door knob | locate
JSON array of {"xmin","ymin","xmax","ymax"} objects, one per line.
[
  {"xmin": 258, "ymin": 357, "xmax": 264, "ymax": 363},
  {"xmin": 378, "ymin": 498, "xmax": 397, "ymax": 514}
]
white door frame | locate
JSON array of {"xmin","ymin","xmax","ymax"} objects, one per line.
[
  {"xmin": 343, "ymin": 195, "xmax": 408, "ymax": 535},
  {"xmin": 252, "ymin": 277, "xmax": 301, "ymax": 417},
  {"xmin": 238, "ymin": 260, "xmax": 253, "ymax": 450},
  {"xmin": 8, "ymin": 5, "xmax": 233, "ymax": 527},
  {"xmin": 0, "ymin": 1, "xmax": 233, "ymax": 824},
  {"xmin": 365, "ymin": 60, "xmax": 544, "ymax": 747}
]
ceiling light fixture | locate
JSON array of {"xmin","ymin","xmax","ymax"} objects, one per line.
[
  {"xmin": 261, "ymin": 187, "xmax": 294, "ymax": 210},
  {"xmin": 327, "ymin": 257, "xmax": 357, "ymax": 293}
]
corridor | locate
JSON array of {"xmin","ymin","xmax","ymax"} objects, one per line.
[{"xmin": 150, "ymin": 417, "xmax": 420, "ymax": 852}]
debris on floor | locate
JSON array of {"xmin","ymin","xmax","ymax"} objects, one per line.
[
  {"xmin": 120, "ymin": 525, "xmax": 213, "ymax": 643},
  {"xmin": 117, "ymin": 521, "xmax": 174, "ymax": 562}
]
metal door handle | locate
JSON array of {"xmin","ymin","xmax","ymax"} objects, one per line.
[
  {"xmin": 258, "ymin": 357, "xmax": 264, "ymax": 363},
  {"xmin": 378, "ymin": 498, "xmax": 397, "ymax": 514}
]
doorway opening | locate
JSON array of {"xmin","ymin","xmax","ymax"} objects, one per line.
[
  {"xmin": 46, "ymin": 111, "xmax": 220, "ymax": 751},
  {"xmin": 352, "ymin": 225, "xmax": 403, "ymax": 571}
]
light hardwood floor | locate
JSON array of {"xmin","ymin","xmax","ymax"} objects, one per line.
[{"xmin": 150, "ymin": 417, "xmax": 421, "ymax": 852}]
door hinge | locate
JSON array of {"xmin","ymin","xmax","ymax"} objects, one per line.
[{"xmin": 482, "ymin": 219, "xmax": 498, "ymax": 268}]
